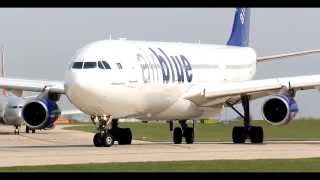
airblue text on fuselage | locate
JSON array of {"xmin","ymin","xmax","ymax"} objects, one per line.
[{"xmin": 137, "ymin": 48, "xmax": 193, "ymax": 84}]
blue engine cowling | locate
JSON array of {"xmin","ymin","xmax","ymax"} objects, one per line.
[
  {"xmin": 22, "ymin": 98, "xmax": 61, "ymax": 129},
  {"xmin": 262, "ymin": 95, "xmax": 298, "ymax": 126}
]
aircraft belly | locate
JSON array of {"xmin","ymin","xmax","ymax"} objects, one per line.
[
  {"xmin": 141, "ymin": 97, "xmax": 202, "ymax": 120},
  {"xmin": 67, "ymin": 82, "xmax": 180, "ymax": 118}
]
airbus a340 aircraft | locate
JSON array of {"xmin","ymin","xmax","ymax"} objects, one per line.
[
  {"xmin": 1, "ymin": 8, "xmax": 320, "ymax": 147},
  {"xmin": 0, "ymin": 48, "xmax": 41, "ymax": 134},
  {"xmin": 0, "ymin": 49, "xmax": 81, "ymax": 134}
]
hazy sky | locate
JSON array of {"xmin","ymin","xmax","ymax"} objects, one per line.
[{"xmin": 0, "ymin": 8, "xmax": 319, "ymax": 120}]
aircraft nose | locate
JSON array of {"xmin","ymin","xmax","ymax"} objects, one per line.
[
  {"xmin": 64, "ymin": 70, "xmax": 96, "ymax": 101},
  {"xmin": 65, "ymin": 70, "xmax": 84, "ymax": 94}
]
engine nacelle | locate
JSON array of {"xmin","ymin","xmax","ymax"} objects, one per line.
[
  {"xmin": 262, "ymin": 95, "xmax": 298, "ymax": 126},
  {"xmin": 22, "ymin": 98, "xmax": 61, "ymax": 129}
]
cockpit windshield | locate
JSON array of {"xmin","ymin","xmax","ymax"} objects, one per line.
[
  {"xmin": 102, "ymin": 61, "xmax": 111, "ymax": 69},
  {"xmin": 98, "ymin": 61, "xmax": 105, "ymax": 69},
  {"xmin": 72, "ymin": 62, "xmax": 83, "ymax": 69},
  {"xmin": 83, "ymin": 62, "xmax": 97, "ymax": 69},
  {"xmin": 72, "ymin": 61, "xmax": 112, "ymax": 70}
]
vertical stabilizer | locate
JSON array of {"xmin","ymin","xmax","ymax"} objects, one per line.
[
  {"xmin": 227, "ymin": 8, "xmax": 251, "ymax": 47},
  {"xmin": 0, "ymin": 46, "xmax": 23, "ymax": 97},
  {"xmin": 0, "ymin": 46, "xmax": 5, "ymax": 78},
  {"xmin": 0, "ymin": 46, "xmax": 8, "ymax": 96}
]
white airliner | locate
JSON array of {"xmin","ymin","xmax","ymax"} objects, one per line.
[
  {"xmin": 1, "ymin": 8, "xmax": 320, "ymax": 147},
  {"xmin": 0, "ymin": 48, "xmax": 83, "ymax": 134}
]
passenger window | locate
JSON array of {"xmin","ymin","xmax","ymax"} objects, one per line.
[
  {"xmin": 116, "ymin": 63, "xmax": 123, "ymax": 70},
  {"xmin": 102, "ymin": 61, "xmax": 111, "ymax": 69},
  {"xmin": 83, "ymin": 62, "xmax": 97, "ymax": 69},
  {"xmin": 72, "ymin": 62, "xmax": 83, "ymax": 69},
  {"xmin": 98, "ymin": 61, "xmax": 105, "ymax": 69}
]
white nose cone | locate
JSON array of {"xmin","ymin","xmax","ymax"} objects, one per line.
[{"xmin": 65, "ymin": 70, "xmax": 97, "ymax": 112}]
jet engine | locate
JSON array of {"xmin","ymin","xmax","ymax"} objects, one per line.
[
  {"xmin": 22, "ymin": 98, "xmax": 61, "ymax": 129},
  {"xmin": 262, "ymin": 95, "xmax": 298, "ymax": 126}
]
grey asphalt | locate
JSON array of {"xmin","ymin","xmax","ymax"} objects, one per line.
[{"xmin": 0, "ymin": 125, "xmax": 319, "ymax": 167}]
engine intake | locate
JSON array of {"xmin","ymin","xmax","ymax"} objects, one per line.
[
  {"xmin": 22, "ymin": 98, "xmax": 61, "ymax": 129},
  {"xmin": 262, "ymin": 95, "xmax": 298, "ymax": 126}
]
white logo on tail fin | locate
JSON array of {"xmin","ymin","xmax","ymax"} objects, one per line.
[{"xmin": 240, "ymin": 8, "xmax": 246, "ymax": 25}]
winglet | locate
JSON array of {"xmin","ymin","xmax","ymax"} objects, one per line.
[{"xmin": 227, "ymin": 8, "xmax": 251, "ymax": 47}]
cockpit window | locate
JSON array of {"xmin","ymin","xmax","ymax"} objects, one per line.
[
  {"xmin": 116, "ymin": 63, "xmax": 123, "ymax": 70},
  {"xmin": 102, "ymin": 61, "xmax": 111, "ymax": 69},
  {"xmin": 72, "ymin": 62, "xmax": 83, "ymax": 69},
  {"xmin": 83, "ymin": 62, "xmax": 97, "ymax": 69},
  {"xmin": 98, "ymin": 61, "xmax": 105, "ymax": 69}
]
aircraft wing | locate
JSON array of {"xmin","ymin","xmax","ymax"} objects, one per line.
[
  {"xmin": 0, "ymin": 77, "xmax": 65, "ymax": 94},
  {"xmin": 257, "ymin": 49, "xmax": 320, "ymax": 63},
  {"xmin": 184, "ymin": 74, "xmax": 320, "ymax": 107}
]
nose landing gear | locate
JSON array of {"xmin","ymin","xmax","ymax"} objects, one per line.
[{"xmin": 92, "ymin": 116, "xmax": 132, "ymax": 147}]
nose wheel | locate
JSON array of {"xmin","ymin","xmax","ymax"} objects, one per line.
[
  {"xmin": 93, "ymin": 132, "xmax": 114, "ymax": 147},
  {"xmin": 92, "ymin": 116, "xmax": 132, "ymax": 147},
  {"xmin": 93, "ymin": 133, "xmax": 106, "ymax": 147}
]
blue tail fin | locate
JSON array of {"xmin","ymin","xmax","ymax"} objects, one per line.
[{"xmin": 227, "ymin": 8, "xmax": 251, "ymax": 47}]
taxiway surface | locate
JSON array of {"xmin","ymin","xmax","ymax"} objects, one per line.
[{"xmin": 0, "ymin": 125, "xmax": 319, "ymax": 167}]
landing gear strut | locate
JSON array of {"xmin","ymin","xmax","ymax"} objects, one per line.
[
  {"xmin": 92, "ymin": 116, "xmax": 132, "ymax": 147},
  {"xmin": 14, "ymin": 125, "xmax": 19, "ymax": 135},
  {"xmin": 172, "ymin": 120, "xmax": 194, "ymax": 144},
  {"xmin": 228, "ymin": 95, "xmax": 264, "ymax": 144},
  {"xmin": 26, "ymin": 126, "xmax": 36, "ymax": 134}
]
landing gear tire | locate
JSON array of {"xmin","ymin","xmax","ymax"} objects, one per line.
[
  {"xmin": 26, "ymin": 126, "xmax": 30, "ymax": 134},
  {"xmin": 32, "ymin": 129, "xmax": 35, "ymax": 133},
  {"xmin": 14, "ymin": 129, "xmax": 19, "ymax": 135},
  {"xmin": 232, "ymin": 127, "xmax": 246, "ymax": 144},
  {"xmin": 249, "ymin": 126, "xmax": 264, "ymax": 144},
  {"xmin": 184, "ymin": 127, "xmax": 194, "ymax": 144},
  {"xmin": 232, "ymin": 126, "xmax": 264, "ymax": 144},
  {"xmin": 229, "ymin": 96, "xmax": 264, "ymax": 144},
  {"xmin": 105, "ymin": 133, "xmax": 114, "ymax": 147},
  {"xmin": 93, "ymin": 133, "xmax": 106, "ymax": 147},
  {"xmin": 173, "ymin": 127, "xmax": 183, "ymax": 144},
  {"xmin": 14, "ymin": 126, "xmax": 19, "ymax": 135},
  {"xmin": 118, "ymin": 128, "xmax": 132, "ymax": 145}
]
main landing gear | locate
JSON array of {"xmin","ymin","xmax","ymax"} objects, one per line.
[
  {"xmin": 227, "ymin": 95, "xmax": 264, "ymax": 144},
  {"xmin": 92, "ymin": 116, "xmax": 132, "ymax": 147},
  {"xmin": 14, "ymin": 125, "xmax": 20, "ymax": 135},
  {"xmin": 172, "ymin": 120, "xmax": 195, "ymax": 144},
  {"xmin": 25, "ymin": 126, "xmax": 36, "ymax": 134}
]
